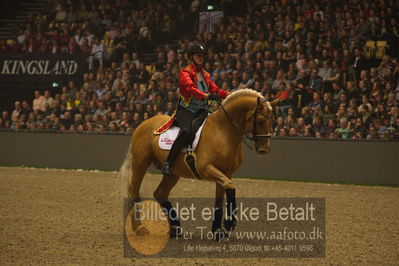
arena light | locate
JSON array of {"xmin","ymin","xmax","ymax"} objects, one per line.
[
  {"xmin": 207, "ymin": 5, "xmax": 214, "ymax": 10},
  {"xmin": 52, "ymin": 82, "xmax": 59, "ymax": 88}
]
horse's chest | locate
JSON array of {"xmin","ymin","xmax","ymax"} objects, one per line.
[{"xmin": 214, "ymin": 145, "xmax": 243, "ymax": 171}]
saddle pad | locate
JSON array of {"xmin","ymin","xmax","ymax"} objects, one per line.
[{"xmin": 158, "ymin": 119, "xmax": 207, "ymax": 151}]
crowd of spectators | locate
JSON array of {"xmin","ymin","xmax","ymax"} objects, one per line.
[
  {"xmin": 0, "ymin": 0, "xmax": 195, "ymax": 65},
  {"xmin": 1, "ymin": 0, "xmax": 399, "ymax": 140}
]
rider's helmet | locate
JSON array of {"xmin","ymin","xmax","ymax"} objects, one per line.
[
  {"xmin": 187, "ymin": 43, "xmax": 206, "ymax": 66},
  {"xmin": 187, "ymin": 43, "xmax": 206, "ymax": 57}
]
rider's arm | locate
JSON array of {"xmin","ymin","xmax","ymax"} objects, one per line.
[
  {"xmin": 204, "ymin": 72, "xmax": 229, "ymax": 99},
  {"xmin": 179, "ymin": 70, "xmax": 208, "ymax": 100}
]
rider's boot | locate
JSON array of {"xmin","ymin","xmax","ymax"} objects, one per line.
[{"xmin": 162, "ymin": 129, "xmax": 190, "ymax": 176}]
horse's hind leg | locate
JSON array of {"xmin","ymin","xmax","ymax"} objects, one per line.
[
  {"xmin": 129, "ymin": 151, "xmax": 152, "ymax": 236},
  {"xmin": 153, "ymin": 174, "xmax": 181, "ymax": 238}
]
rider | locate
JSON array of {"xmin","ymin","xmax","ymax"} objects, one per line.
[{"xmin": 162, "ymin": 43, "xmax": 229, "ymax": 176}]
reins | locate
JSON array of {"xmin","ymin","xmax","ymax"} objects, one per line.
[
  {"xmin": 219, "ymin": 103, "xmax": 254, "ymax": 150},
  {"xmin": 217, "ymin": 97, "xmax": 272, "ymax": 151}
]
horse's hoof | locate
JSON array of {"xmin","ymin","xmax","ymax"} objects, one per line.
[
  {"xmin": 212, "ymin": 228, "xmax": 226, "ymax": 241},
  {"xmin": 169, "ymin": 225, "xmax": 183, "ymax": 239},
  {"xmin": 223, "ymin": 219, "xmax": 237, "ymax": 232},
  {"xmin": 135, "ymin": 225, "xmax": 150, "ymax": 236}
]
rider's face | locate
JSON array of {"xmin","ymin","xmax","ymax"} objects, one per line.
[{"xmin": 193, "ymin": 54, "xmax": 204, "ymax": 65}]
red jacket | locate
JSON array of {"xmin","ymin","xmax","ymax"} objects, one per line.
[
  {"xmin": 154, "ymin": 64, "xmax": 229, "ymax": 135},
  {"xmin": 179, "ymin": 64, "xmax": 228, "ymax": 104}
]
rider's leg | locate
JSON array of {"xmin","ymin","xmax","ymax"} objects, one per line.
[{"xmin": 162, "ymin": 108, "xmax": 196, "ymax": 175}]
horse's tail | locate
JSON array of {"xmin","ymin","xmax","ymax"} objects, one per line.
[
  {"xmin": 119, "ymin": 142, "xmax": 133, "ymax": 198},
  {"xmin": 114, "ymin": 117, "xmax": 162, "ymax": 199},
  {"xmin": 115, "ymin": 141, "xmax": 132, "ymax": 198},
  {"xmin": 114, "ymin": 137, "xmax": 149, "ymax": 200}
]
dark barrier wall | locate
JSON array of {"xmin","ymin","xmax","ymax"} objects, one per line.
[{"xmin": 0, "ymin": 132, "xmax": 397, "ymax": 185}]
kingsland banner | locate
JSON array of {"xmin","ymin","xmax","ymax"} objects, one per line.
[{"xmin": 0, "ymin": 53, "xmax": 87, "ymax": 82}]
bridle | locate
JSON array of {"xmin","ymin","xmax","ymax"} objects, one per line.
[
  {"xmin": 250, "ymin": 98, "xmax": 272, "ymax": 152},
  {"xmin": 219, "ymin": 97, "xmax": 272, "ymax": 152}
]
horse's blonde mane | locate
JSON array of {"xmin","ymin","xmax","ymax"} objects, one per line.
[{"xmin": 222, "ymin": 88, "xmax": 263, "ymax": 107}]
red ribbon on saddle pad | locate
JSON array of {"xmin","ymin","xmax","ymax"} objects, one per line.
[{"xmin": 153, "ymin": 113, "xmax": 176, "ymax": 135}]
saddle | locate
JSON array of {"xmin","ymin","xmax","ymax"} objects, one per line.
[
  {"xmin": 158, "ymin": 111, "xmax": 208, "ymax": 179},
  {"xmin": 187, "ymin": 110, "xmax": 208, "ymax": 148},
  {"xmin": 158, "ymin": 112, "xmax": 208, "ymax": 152}
]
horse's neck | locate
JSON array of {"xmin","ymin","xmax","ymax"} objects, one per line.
[{"xmin": 216, "ymin": 96, "xmax": 257, "ymax": 135}]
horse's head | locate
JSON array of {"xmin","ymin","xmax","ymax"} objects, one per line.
[{"xmin": 244, "ymin": 97, "xmax": 279, "ymax": 155}]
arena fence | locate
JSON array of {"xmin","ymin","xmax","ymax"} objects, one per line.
[{"xmin": 0, "ymin": 131, "xmax": 397, "ymax": 186}]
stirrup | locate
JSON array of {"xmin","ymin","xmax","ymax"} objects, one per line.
[{"xmin": 184, "ymin": 150, "xmax": 201, "ymax": 179}]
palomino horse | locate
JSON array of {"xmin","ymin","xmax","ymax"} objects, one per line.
[{"xmin": 119, "ymin": 89, "xmax": 277, "ymax": 239}]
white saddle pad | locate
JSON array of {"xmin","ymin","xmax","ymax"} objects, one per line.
[{"xmin": 158, "ymin": 119, "xmax": 207, "ymax": 151}]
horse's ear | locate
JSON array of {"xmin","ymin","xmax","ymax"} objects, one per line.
[
  {"xmin": 270, "ymin": 98, "xmax": 281, "ymax": 107},
  {"xmin": 257, "ymin": 97, "xmax": 265, "ymax": 110},
  {"xmin": 257, "ymin": 96, "xmax": 262, "ymax": 105}
]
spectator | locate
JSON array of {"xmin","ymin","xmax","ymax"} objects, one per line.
[
  {"xmin": 278, "ymin": 127, "xmax": 288, "ymax": 137},
  {"xmin": 67, "ymin": 82, "xmax": 78, "ymax": 100},
  {"xmin": 32, "ymin": 91, "xmax": 46, "ymax": 112},
  {"xmin": 309, "ymin": 68, "xmax": 323, "ymax": 93},
  {"xmin": 378, "ymin": 55, "xmax": 395, "ymax": 82},
  {"xmin": 348, "ymin": 47, "xmax": 368, "ymax": 81},
  {"xmin": 1, "ymin": 110, "xmax": 10, "ymax": 128},
  {"xmin": 309, "ymin": 92, "xmax": 324, "ymax": 111},
  {"xmin": 390, "ymin": 118, "xmax": 399, "ymax": 139},
  {"xmin": 324, "ymin": 61, "xmax": 342, "ymax": 91},
  {"xmin": 312, "ymin": 117, "xmax": 327, "ymax": 136},
  {"xmin": 43, "ymin": 91, "xmax": 54, "ymax": 107},
  {"xmin": 352, "ymin": 118, "xmax": 367, "ymax": 139},
  {"xmin": 60, "ymin": 111, "xmax": 73, "ymax": 129},
  {"xmin": 296, "ymin": 117, "xmax": 306, "ymax": 136},
  {"xmin": 20, "ymin": 101, "xmax": 32, "ymax": 117},
  {"xmin": 94, "ymin": 101, "xmax": 108, "ymax": 116},
  {"xmin": 89, "ymin": 37, "xmax": 104, "ymax": 70},
  {"xmin": 288, "ymin": 127, "xmax": 298, "ymax": 137},
  {"xmin": 318, "ymin": 60, "xmax": 332, "ymax": 80},
  {"xmin": 335, "ymin": 118, "xmax": 351, "ymax": 139},
  {"xmin": 358, "ymin": 104, "xmax": 374, "ymax": 129}
]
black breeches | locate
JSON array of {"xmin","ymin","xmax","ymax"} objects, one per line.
[
  {"xmin": 175, "ymin": 106, "xmax": 197, "ymax": 135},
  {"xmin": 166, "ymin": 106, "xmax": 205, "ymax": 164}
]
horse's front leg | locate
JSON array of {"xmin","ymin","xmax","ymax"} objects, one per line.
[
  {"xmin": 224, "ymin": 187, "xmax": 237, "ymax": 232},
  {"xmin": 205, "ymin": 165, "xmax": 237, "ymax": 233},
  {"xmin": 212, "ymin": 183, "xmax": 225, "ymax": 240}
]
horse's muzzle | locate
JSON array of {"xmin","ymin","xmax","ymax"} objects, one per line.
[{"xmin": 256, "ymin": 148, "xmax": 270, "ymax": 155}]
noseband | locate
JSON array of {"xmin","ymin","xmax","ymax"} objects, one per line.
[{"xmin": 219, "ymin": 97, "xmax": 272, "ymax": 152}]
